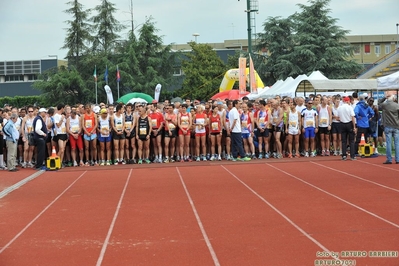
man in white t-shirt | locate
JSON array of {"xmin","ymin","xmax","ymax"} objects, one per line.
[
  {"xmin": 337, "ymin": 96, "xmax": 357, "ymax": 161},
  {"xmin": 228, "ymin": 100, "xmax": 250, "ymax": 162}
]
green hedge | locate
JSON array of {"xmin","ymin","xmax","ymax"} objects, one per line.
[{"xmin": 0, "ymin": 96, "xmax": 45, "ymax": 109}]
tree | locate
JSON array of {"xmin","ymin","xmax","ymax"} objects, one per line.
[
  {"xmin": 257, "ymin": 0, "xmax": 361, "ymax": 82},
  {"xmin": 179, "ymin": 42, "xmax": 227, "ymax": 101},
  {"xmin": 62, "ymin": 0, "xmax": 92, "ymax": 70},
  {"xmin": 91, "ymin": 0, "xmax": 125, "ymax": 54},
  {"xmin": 33, "ymin": 66, "xmax": 92, "ymax": 106},
  {"xmin": 133, "ymin": 17, "xmax": 175, "ymax": 95}
]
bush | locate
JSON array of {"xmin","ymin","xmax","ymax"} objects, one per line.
[{"xmin": 0, "ymin": 96, "xmax": 45, "ymax": 108}]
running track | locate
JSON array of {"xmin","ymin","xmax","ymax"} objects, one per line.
[{"xmin": 0, "ymin": 156, "xmax": 398, "ymax": 265}]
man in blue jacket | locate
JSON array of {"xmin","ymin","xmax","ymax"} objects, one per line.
[{"xmin": 354, "ymin": 93, "xmax": 375, "ymax": 155}]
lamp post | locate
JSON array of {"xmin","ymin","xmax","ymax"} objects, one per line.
[
  {"xmin": 193, "ymin": 33, "xmax": 200, "ymax": 43},
  {"xmin": 396, "ymin": 23, "xmax": 399, "ymax": 51}
]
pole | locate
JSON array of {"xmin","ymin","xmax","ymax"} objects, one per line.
[
  {"xmin": 396, "ymin": 23, "xmax": 399, "ymax": 52},
  {"xmin": 246, "ymin": 0, "xmax": 252, "ymax": 55},
  {"xmin": 95, "ymin": 81, "xmax": 98, "ymax": 104},
  {"xmin": 117, "ymin": 81, "xmax": 120, "ymax": 100}
]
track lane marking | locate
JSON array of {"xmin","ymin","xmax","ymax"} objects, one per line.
[
  {"xmin": 0, "ymin": 171, "xmax": 87, "ymax": 254},
  {"xmin": 176, "ymin": 167, "xmax": 220, "ymax": 266},
  {"xmin": 310, "ymin": 161, "xmax": 399, "ymax": 193},
  {"xmin": 96, "ymin": 169, "xmax": 132, "ymax": 266},
  {"xmin": 265, "ymin": 163, "xmax": 399, "ymax": 229},
  {"xmin": 221, "ymin": 165, "xmax": 343, "ymax": 263},
  {"xmin": 0, "ymin": 170, "xmax": 45, "ymax": 199}
]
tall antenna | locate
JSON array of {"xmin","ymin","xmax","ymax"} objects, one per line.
[{"xmin": 130, "ymin": 0, "xmax": 134, "ymax": 33}]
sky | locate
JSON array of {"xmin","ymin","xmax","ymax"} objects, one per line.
[{"xmin": 1, "ymin": 0, "xmax": 398, "ymax": 61}]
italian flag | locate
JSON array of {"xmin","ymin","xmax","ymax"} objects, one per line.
[{"xmin": 93, "ymin": 66, "xmax": 97, "ymax": 81}]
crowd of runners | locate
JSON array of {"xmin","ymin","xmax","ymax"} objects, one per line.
[{"xmin": 0, "ymin": 92, "xmax": 386, "ymax": 170}]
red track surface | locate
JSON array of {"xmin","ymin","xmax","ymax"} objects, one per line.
[{"xmin": 0, "ymin": 157, "xmax": 398, "ymax": 265}]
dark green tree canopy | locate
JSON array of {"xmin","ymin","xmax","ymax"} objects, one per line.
[{"xmin": 257, "ymin": 0, "xmax": 361, "ymax": 84}]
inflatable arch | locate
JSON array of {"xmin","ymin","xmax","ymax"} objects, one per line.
[{"xmin": 219, "ymin": 68, "xmax": 265, "ymax": 92}]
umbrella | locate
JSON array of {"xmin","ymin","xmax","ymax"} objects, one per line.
[
  {"xmin": 127, "ymin": 98, "xmax": 148, "ymax": 104},
  {"xmin": 117, "ymin": 92, "xmax": 154, "ymax": 104},
  {"xmin": 211, "ymin": 90, "xmax": 249, "ymax": 100},
  {"xmin": 171, "ymin": 97, "xmax": 183, "ymax": 104}
]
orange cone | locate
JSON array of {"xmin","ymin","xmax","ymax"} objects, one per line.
[
  {"xmin": 51, "ymin": 146, "xmax": 57, "ymax": 157},
  {"xmin": 359, "ymin": 133, "xmax": 366, "ymax": 145}
]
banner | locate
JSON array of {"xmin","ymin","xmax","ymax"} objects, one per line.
[
  {"xmin": 104, "ymin": 85, "xmax": 114, "ymax": 104},
  {"xmin": 239, "ymin": 57, "xmax": 247, "ymax": 94},
  {"xmin": 154, "ymin": 84, "xmax": 162, "ymax": 102},
  {"xmin": 249, "ymin": 55, "xmax": 257, "ymax": 94}
]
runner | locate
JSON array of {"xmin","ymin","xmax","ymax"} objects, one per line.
[
  {"xmin": 241, "ymin": 102, "xmax": 255, "ymax": 158},
  {"xmin": 302, "ymin": 99, "xmax": 319, "ymax": 157},
  {"xmin": 136, "ymin": 105, "xmax": 152, "ymax": 164},
  {"xmin": 148, "ymin": 101, "xmax": 164, "ymax": 163},
  {"xmin": 256, "ymin": 100, "xmax": 270, "ymax": 159},
  {"xmin": 53, "ymin": 104, "xmax": 68, "ymax": 167},
  {"xmin": 124, "ymin": 103, "xmax": 137, "ymax": 164},
  {"xmin": 66, "ymin": 109, "xmax": 84, "ymax": 166},
  {"xmin": 20, "ymin": 105, "xmax": 36, "ymax": 168},
  {"xmin": 177, "ymin": 104, "xmax": 192, "ymax": 162},
  {"xmin": 163, "ymin": 104, "xmax": 177, "ymax": 163},
  {"xmin": 209, "ymin": 105, "xmax": 222, "ymax": 161},
  {"xmin": 331, "ymin": 95, "xmax": 342, "ymax": 156},
  {"xmin": 193, "ymin": 105, "xmax": 208, "ymax": 161},
  {"xmin": 111, "ymin": 103, "xmax": 126, "ymax": 165},
  {"xmin": 82, "ymin": 104, "xmax": 98, "ymax": 166},
  {"xmin": 98, "ymin": 108, "xmax": 112, "ymax": 165},
  {"xmin": 317, "ymin": 96, "xmax": 332, "ymax": 156},
  {"xmin": 286, "ymin": 100, "xmax": 302, "ymax": 158},
  {"xmin": 270, "ymin": 99, "xmax": 284, "ymax": 159}
]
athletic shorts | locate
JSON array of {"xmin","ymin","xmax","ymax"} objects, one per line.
[
  {"xmin": 222, "ymin": 129, "xmax": 230, "ymax": 138},
  {"xmin": 54, "ymin": 134, "xmax": 68, "ymax": 142},
  {"xmin": 98, "ymin": 135, "xmax": 112, "ymax": 143},
  {"xmin": 151, "ymin": 128, "xmax": 163, "ymax": 138},
  {"xmin": 331, "ymin": 123, "xmax": 341, "ymax": 134},
  {"xmin": 195, "ymin": 132, "xmax": 206, "ymax": 137},
  {"xmin": 178, "ymin": 128, "xmax": 191, "ymax": 136},
  {"xmin": 210, "ymin": 132, "xmax": 221, "ymax": 136},
  {"xmin": 257, "ymin": 128, "xmax": 269, "ymax": 138},
  {"xmin": 164, "ymin": 129, "xmax": 177, "ymax": 138},
  {"xmin": 113, "ymin": 132, "xmax": 126, "ymax": 140},
  {"xmin": 18, "ymin": 136, "xmax": 23, "ymax": 145},
  {"xmin": 288, "ymin": 128, "xmax": 299, "ymax": 135},
  {"xmin": 318, "ymin": 127, "xmax": 330, "ymax": 135},
  {"xmin": 271, "ymin": 125, "xmax": 284, "ymax": 133},
  {"xmin": 242, "ymin": 133, "xmax": 250, "ymax": 139},
  {"xmin": 69, "ymin": 135, "xmax": 83, "ymax": 150},
  {"xmin": 84, "ymin": 133, "xmax": 97, "ymax": 141},
  {"xmin": 125, "ymin": 130, "xmax": 136, "ymax": 139},
  {"xmin": 304, "ymin": 127, "xmax": 316, "ymax": 139}
]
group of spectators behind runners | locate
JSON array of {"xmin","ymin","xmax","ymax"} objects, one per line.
[{"xmin": 0, "ymin": 91, "xmax": 393, "ymax": 170}]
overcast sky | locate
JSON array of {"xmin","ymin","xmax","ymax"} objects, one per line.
[{"xmin": 1, "ymin": 0, "xmax": 398, "ymax": 61}]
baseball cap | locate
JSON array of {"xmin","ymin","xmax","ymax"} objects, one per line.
[
  {"xmin": 343, "ymin": 96, "xmax": 350, "ymax": 102},
  {"xmin": 152, "ymin": 99, "xmax": 158, "ymax": 104},
  {"xmin": 100, "ymin": 108, "xmax": 108, "ymax": 114},
  {"xmin": 38, "ymin": 108, "xmax": 47, "ymax": 113}
]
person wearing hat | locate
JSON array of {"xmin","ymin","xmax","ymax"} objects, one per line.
[
  {"xmin": 301, "ymin": 98, "xmax": 318, "ymax": 157},
  {"xmin": 354, "ymin": 93, "xmax": 374, "ymax": 155},
  {"xmin": 33, "ymin": 108, "xmax": 48, "ymax": 170},
  {"xmin": 337, "ymin": 96, "xmax": 357, "ymax": 160}
]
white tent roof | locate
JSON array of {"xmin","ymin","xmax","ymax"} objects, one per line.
[
  {"xmin": 308, "ymin": 70, "xmax": 328, "ymax": 80},
  {"xmin": 257, "ymin": 77, "xmax": 294, "ymax": 98},
  {"xmin": 310, "ymin": 79, "xmax": 377, "ymax": 91},
  {"xmin": 377, "ymin": 70, "xmax": 399, "ymax": 90}
]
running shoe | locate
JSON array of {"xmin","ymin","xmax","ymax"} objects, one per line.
[
  {"xmin": 288, "ymin": 153, "xmax": 293, "ymax": 158},
  {"xmin": 163, "ymin": 158, "xmax": 169, "ymax": 163},
  {"xmin": 210, "ymin": 156, "xmax": 215, "ymax": 161},
  {"xmin": 258, "ymin": 154, "xmax": 263, "ymax": 159},
  {"xmin": 114, "ymin": 160, "xmax": 119, "ymax": 165},
  {"xmin": 295, "ymin": 153, "xmax": 300, "ymax": 158},
  {"xmin": 138, "ymin": 159, "xmax": 143, "ymax": 164},
  {"xmin": 106, "ymin": 160, "xmax": 111, "ymax": 166},
  {"xmin": 242, "ymin": 157, "xmax": 251, "ymax": 161},
  {"xmin": 121, "ymin": 160, "xmax": 126, "ymax": 165},
  {"xmin": 73, "ymin": 161, "xmax": 78, "ymax": 167},
  {"xmin": 265, "ymin": 153, "xmax": 270, "ymax": 159},
  {"xmin": 100, "ymin": 161, "xmax": 105, "ymax": 166},
  {"xmin": 196, "ymin": 157, "xmax": 200, "ymax": 162},
  {"xmin": 145, "ymin": 159, "xmax": 151, "ymax": 164},
  {"xmin": 305, "ymin": 152, "xmax": 309, "ymax": 158},
  {"xmin": 218, "ymin": 155, "xmax": 222, "ymax": 161}
]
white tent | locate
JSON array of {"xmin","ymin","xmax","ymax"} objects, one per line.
[
  {"xmin": 377, "ymin": 70, "xmax": 399, "ymax": 90},
  {"xmin": 247, "ymin": 86, "xmax": 270, "ymax": 100},
  {"xmin": 256, "ymin": 77, "xmax": 294, "ymax": 99}
]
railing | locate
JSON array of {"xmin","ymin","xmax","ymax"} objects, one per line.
[{"xmin": 351, "ymin": 48, "xmax": 399, "ymax": 78}]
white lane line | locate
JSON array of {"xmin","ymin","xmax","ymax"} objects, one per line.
[
  {"xmin": 310, "ymin": 161, "xmax": 399, "ymax": 193},
  {"xmin": 0, "ymin": 170, "xmax": 45, "ymax": 199},
  {"xmin": 221, "ymin": 165, "xmax": 342, "ymax": 263},
  {"xmin": 266, "ymin": 163, "xmax": 399, "ymax": 229},
  {"xmin": 176, "ymin": 167, "xmax": 220, "ymax": 266},
  {"xmin": 96, "ymin": 169, "xmax": 132, "ymax": 266},
  {"xmin": 0, "ymin": 171, "xmax": 87, "ymax": 254},
  {"xmin": 357, "ymin": 159, "xmax": 399, "ymax": 172}
]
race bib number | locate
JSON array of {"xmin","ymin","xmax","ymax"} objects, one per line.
[
  {"xmin": 320, "ymin": 118, "xmax": 328, "ymax": 126},
  {"xmin": 27, "ymin": 126, "xmax": 33, "ymax": 133},
  {"xmin": 151, "ymin": 119, "xmax": 157, "ymax": 128},
  {"xmin": 212, "ymin": 122, "xmax": 219, "ymax": 131},
  {"xmin": 289, "ymin": 121, "xmax": 297, "ymax": 128},
  {"xmin": 125, "ymin": 121, "xmax": 132, "ymax": 130},
  {"xmin": 259, "ymin": 118, "xmax": 265, "ymax": 128},
  {"xmin": 139, "ymin": 127, "xmax": 147, "ymax": 135},
  {"xmin": 101, "ymin": 126, "xmax": 109, "ymax": 137},
  {"xmin": 241, "ymin": 121, "xmax": 248, "ymax": 129},
  {"xmin": 71, "ymin": 125, "xmax": 79, "ymax": 134},
  {"xmin": 116, "ymin": 122, "xmax": 122, "ymax": 131},
  {"xmin": 168, "ymin": 122, "xmax": 175, "ymax": 129},
  {"xmin": 61, "ymin": 125, "xmax": 66, "ymax": 134},
  {"xmin": 85, "ymin": 120, "xmax": 92, "ymax": 128},
  {"xmin": 306, "ymin": 120, "xmax": 314, "ymax": 127}
]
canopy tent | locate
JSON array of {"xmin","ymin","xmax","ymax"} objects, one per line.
[
  {"xmin": 377, "ymin": 70, "xmax": 399, "ymax": 90},
  {"xmin": 296, "ymin": 79, "xmax": 377, "ymax": 97},
  {"xmin": 255, "ymin": 77, "xmax": 294, "ymax": 99},
  {"xmin": 246, "ymin": 86, "xmax": 270, "ymax": 100},
  {"xmin": 117, "ymin": 92, "xmax": 154, "ymax": 104}
]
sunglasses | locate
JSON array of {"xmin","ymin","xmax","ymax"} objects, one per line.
[{"xmin": 28, "ymin": 110, "xmax": 34, "ymax": 113}]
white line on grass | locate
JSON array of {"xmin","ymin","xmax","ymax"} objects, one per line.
[
  {"xmin": 266, "ymin": 163, "xmax": 399, "ymax": 229},
  {"xmin": 176, "ymin": 167, "xmax": 220, "ymax": 266},
  {"xmin": 311, "ymin": 161, "xmax": 399, "ymax": 193},
  {"xmin": 0, "ymin": 171, "xmax": 87, "ymax": 254},
  {"xmin": 96, "ymin": 169, "xmax": 132, "ymax": 266},
  {"xmin": 221, "ymin": 165, "xmax": 343, "ymax": 264},
  {"xmin": 0, "ymin": 170, "xmax": 45, "ymax": 199}
]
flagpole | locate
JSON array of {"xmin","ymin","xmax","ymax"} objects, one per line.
[
  {"xmin": 95, "ymin": 81, "xmax": 98, "ymax": 104},
  {"xmin": 94, "ymin": 65, "xmax": 98, "ymax": 104},
  {"xmin": 117, "ymin": 65, "xmax": 120, "ymax": 100}
]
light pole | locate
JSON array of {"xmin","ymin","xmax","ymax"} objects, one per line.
[
  {"xmin": 396, "ymin": 23, "xmax": 399, "ymax": 51},
  {"xmin": 193, "ymin": 33, "xmax": 200, "ymax": 43}
]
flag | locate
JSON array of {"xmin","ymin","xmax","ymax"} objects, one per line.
[
  {"xmin": 249, "ymin": 55, "xmax": 257, "ymax": 94},
  {"xmin": 116, "ymin": 65, "xmax": 120, "ymax": 82},
  {"xmin": 93, "ymin": 66, "xmax": 97, "ymax": 81},
  {"xmin": 154, "ymin": 84, "xmax": 162, "ymax": 102},
  {"xmin": 104, "ymin": 65, "xmax": 108, "ymax": 83},
  {"xmin": 239, "ymin": 57, "xmax": 247, "ymax": 94},
  {"xmin": 104, "ymin": 85, "xmax": 114, "ymax": 104}
]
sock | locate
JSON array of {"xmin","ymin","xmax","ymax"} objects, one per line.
[{"xmin": 0, "ymin": 155, "xmax": 3, "ymax": 167}]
